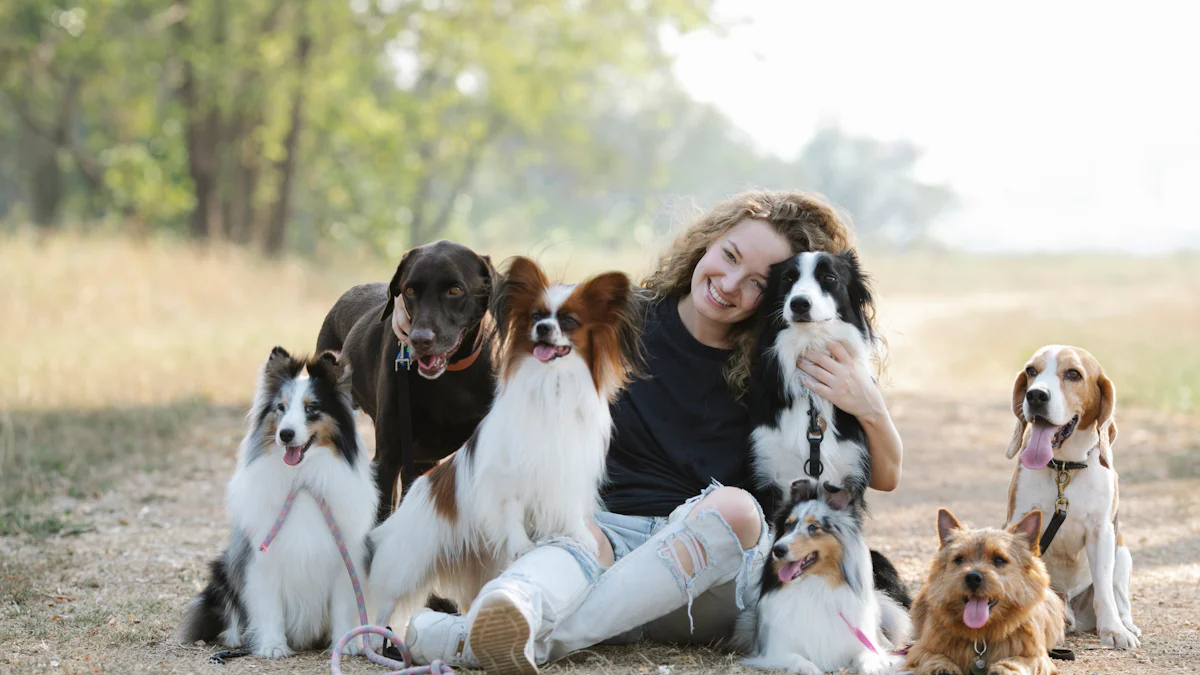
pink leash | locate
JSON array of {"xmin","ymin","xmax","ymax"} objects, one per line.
[
  {"xmin": 839, "ymin": 612, "xmax": 879, "ymax": 654},
  {"xmin": 259, "ymin": 485, "xmax": 453, "ymax": 675}
]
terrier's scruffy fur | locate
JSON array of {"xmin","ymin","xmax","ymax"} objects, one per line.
[{"xmin": 906, "ymin": 509, "xmax": 1065, "ymax": 675}]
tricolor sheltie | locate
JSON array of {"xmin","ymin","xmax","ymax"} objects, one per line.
[
  {"xmin": 735, "ymin": 479, "xmax": 907, "ymax": 675},
  {"xmin": 179, "ymin": 347, "xmax": 378, "ymax": 658},
  {"xmin": 366, "ymin": 256, "xmax": 640, "ymax": 639}
]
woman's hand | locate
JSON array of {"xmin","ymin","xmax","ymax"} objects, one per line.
[
  {"xmin": 798, "ymin": 340, "xmax": 903, "ymax": 491},
  {"xmin": 797, "ymin": 341, "xmax": 886, "ymax": 424}
]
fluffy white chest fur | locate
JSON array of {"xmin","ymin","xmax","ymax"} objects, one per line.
[
  {"xmin": 742, "ymin": 573, "xmax": 897, "ymax": 675},
  {"xmin": 223, "ymin": 433, "xmax": 376, "ymax": 654},
  {"xmin": 464, "ymin": 354, "xmax": 612, "ymax": 555},
  {"xmin": 752, "ymin": 322, "xmax": 871, "ymax": 494}
]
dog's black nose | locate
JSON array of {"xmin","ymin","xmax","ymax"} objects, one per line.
[
  {"xmin": 409, "ymin": 328, "xmax": 435, "ymax": 351},
  {"xmin": 1026, "ymin": 388, "xmax": 1050, "ymax": 405},
  {"xmin": 279, "ymin": 428, "xmax": 295, "ymax": 443},
  {"xmin": 535, "ymin": 322, "xmax": 551, "ymax": 338},
  {"xmin": 789, "ymin": 296, "xmax": 811, "ymax": 317},
  {"xmin": 965, "ymin": 571, "xmax": 983, "ymax": 590},
  {"xmin": 772, "ymin": 543, "xmax": 789, "ymax": 559}
]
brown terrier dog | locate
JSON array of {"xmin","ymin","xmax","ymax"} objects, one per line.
[{"xmin": 906, "ymin": 509, "xmax": 1065, "ymax": 675}]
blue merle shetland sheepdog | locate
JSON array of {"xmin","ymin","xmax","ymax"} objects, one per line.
[
  {"xmin": 735, "ymin": 479, "xmax": 910, "ymax": 675},
  {"xmin": 747, "ymin": 250, "xmax": 912, "ymax": 632},
  {"xmin": 179, "ymin": 347, "xmax": 378, "ymax": 658}
]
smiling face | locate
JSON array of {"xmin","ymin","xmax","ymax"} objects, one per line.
[
  {"xmin": 492, "ymin": 256, "xmax": 638, "ymax": 397},
  {"xmin": 930, "ymin": 509, "xmax": 1048, "ymax": 635},
  {"xmin": 687, "ymin": 218, "xmax": 791, "ymax": 329},
  {"xmin": 1006, "ymin": 344, "xmax": 1117, "ymax": 469}
]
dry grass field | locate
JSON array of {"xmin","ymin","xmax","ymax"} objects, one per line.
[{"xmin": 2, "ymin": 229, "xmax": 1198, "ymax": 674}]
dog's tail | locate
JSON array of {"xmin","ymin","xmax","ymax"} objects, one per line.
[
  {"xmin": 179, "ymin": 555, "xmax": 241, "ymax": 645},
  {"xmin": 870, "ymin": 548, "xmax": 914, "ymax": 646}
]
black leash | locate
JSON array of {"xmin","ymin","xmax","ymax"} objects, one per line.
[
  {"xmin": 805, "ymin": 393, "xmax": 824, "ymax": 480},
  {"xmin": 1038, "ymin": 458, "xmax": 1088, "ymax": 554},
  {"xmin": 394, "ymin": 340, "xmax": 418, "ymax": 498}
]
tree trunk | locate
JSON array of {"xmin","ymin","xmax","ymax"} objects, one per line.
[
  {"xmin": 29, "ymin": 135, "xmax": 62, "ymax": 228},
  {"xmin": 262, "ymin": 23, "xmax": 312, "ymax": 258}
]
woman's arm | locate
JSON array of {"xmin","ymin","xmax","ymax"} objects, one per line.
[{"xmin": 796, "ymin": 341, "xmax": 903, "ymax": 491}]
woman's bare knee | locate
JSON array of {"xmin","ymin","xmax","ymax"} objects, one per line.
[
  {"xmin": 685, "ymin": 487, "xmax": 762, "ymax": 550},
  {"xmin": 587, "ymin": 521, "xmax": 616, "ymax": 567}
]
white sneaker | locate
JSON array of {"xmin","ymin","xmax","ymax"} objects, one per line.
[
  {"xmin": 468, "ymin": 587, "xmax": 539, "ymax": 675},
  {"xmin": 403, "ymin": 609, "xmax": 479, "ymax": 668}
]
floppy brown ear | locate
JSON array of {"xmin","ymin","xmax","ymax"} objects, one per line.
[
  {"xmin": 379, "ymin": 249, "xmax": 414, "ymax": 324},
  {"xmin": 937, "ymin": 508, "xmax": 962, "ymax": 548},
  {"xmin": 1009, "ymin": 509, "xmax": 1043, "ymax": 553},
  {"xmin": 1006, "ymin": 367, "xmax": 1030, "ymax": 459},
  {"xmin": 1096, "ymin": 371, "xmax": 1117, "ymax": 469}
]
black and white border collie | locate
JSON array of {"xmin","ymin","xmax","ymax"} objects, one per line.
[
  {"xmin": 366, "ymin": 256, "xmax": 641, "ymax": 643},
  {"xmin": 179, "ymin": 347, "xmax": 378, "ymax": 658},
  {"xmin": 749, "ymin": 250, "xmax": 877, "ymax": 511},
  {"xmin": 735, "ymin": 479, "xmax": 909, "ymax": 675}
]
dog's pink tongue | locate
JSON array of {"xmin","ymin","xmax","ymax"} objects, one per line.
[
  {"xmin": 964, "ymin": 598, "xmax": 990, "ymax": 629},
  {"xmin": 533, "ymin": 344, "xmax": 557, "ymax": 362},
  {"xmin": 1021, "ymin": 423, "xmax": 1055, "ymax": 469},
  {"xmin": 284, "ymin": 446, "xmax": 303, "ymax": 466},
  {"xmin": 777, "ymin": 561, "xmax": 802, "ymax": 583}
]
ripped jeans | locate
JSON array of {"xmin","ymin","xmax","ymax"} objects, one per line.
[{"xmin": 589, "ymin": 481, "xmax": 769, "ymax": 645}]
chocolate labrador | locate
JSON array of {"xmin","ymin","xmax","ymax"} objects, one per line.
[{"xmin": 316, "ymin": 240, "xmax": 496, "ymax": 526}]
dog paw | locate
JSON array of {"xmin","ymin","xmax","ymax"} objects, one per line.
[
  {"xmin": 1101, "ymin": 624, "xmax": 1140, "ymax": 650},
  {"xmin": 336, "ymin": 636, "xmax": 364, "ymax": 656},
  {"xmin": 855, "ymin": 653, "xmax": 899, "ymax": 675},
  {"xmin": 1122, "ymin": 618, "xmax": 1142, "ymax": 637},
  {"xmin": 365, "ymin": 633, "xmax": 386, "ymax": 653},
  {"xmin": 256, "ymin": 643, "xmax": 295, "ymax": 659}
]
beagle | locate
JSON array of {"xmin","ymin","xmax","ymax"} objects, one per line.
[{"xmin": 1004, "ymin": 344, "xmax": 1141, "ymax": 650}]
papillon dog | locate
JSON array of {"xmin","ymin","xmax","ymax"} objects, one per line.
[
  {"xmin": 365, "ymin": 256, "xmax": 641, "ymax": 640},
  {"xmin": 179, "ymin": 347, "xmax": 378, "ymax": 658},
  {"xmin": 735, "ymin": 479, "xmax": 909, "ymax": 675}
]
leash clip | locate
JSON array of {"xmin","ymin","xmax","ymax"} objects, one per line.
[
  {"xmin": 395, "ymin": 341, "xmax": 412, "ymax": 371},
  {"xmin": 1054, "ymin": 466, "xmax": 1072, "ymax": 513}
]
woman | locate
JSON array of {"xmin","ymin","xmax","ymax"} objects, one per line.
[{"xmin": 397, "ymin": 190, "xmax": 904, "ymax": 673}]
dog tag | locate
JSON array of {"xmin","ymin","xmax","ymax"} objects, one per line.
[{"xmin": 970, "ymin": 656, "xmax": 988, "ymax": 675}]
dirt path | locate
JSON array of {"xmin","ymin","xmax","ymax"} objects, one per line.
[{"xmin": 2, "ymin": 395, "xmax": 1198, "ymax": 674}]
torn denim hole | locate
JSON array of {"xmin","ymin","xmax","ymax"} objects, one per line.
[{"xmin": 656, "ymin": 525, "xmax": 711, "ymax": 633}]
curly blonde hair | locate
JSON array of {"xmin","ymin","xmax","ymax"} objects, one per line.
[{"xmin": 643, "ymin": 189, "xmax": 874, "ymax": 396}]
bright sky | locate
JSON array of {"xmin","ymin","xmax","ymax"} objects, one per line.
[{"xmin": 666, "ymin": 1, "xmax": 1200, "ymax": 252}]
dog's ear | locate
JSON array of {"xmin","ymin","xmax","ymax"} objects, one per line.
[
  {"xmin": 1006, "ymin": 366, "xmax": 1030, "ymax": 459},
  {"xmin": 1009, "ymin": 509, "xmax": 1043, "ymax": 554},
  {"xmin": 491, "ymin": 256, "xmax": 549, "ymax": 341},
  {"xmin": 838, "ymin": 249, "xmax": 875, "ymax": 339},
  {"xmin": 822, "ymin": 481, "xmax": 861, "ymax": 512},
  {"xmin": 311, "ymin": 350, "xmax": 352, "ymax": 395},
  {"xmin": 936, "ymin": 508, "xmax": 962, "ymax": 548},
  {"xmin": 379, "ymin": 249, "xmax": 415, "ymax": 325},
  {"xmin": 789, "ymin": 478, "xmax": 819, "ymax": 504},
  {"xmin": 1096, "ymin": 370, "xmax": 1117, "ymax": 469}
]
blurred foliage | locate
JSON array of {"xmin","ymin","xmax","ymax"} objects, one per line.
[{"xmin": 0, "ymin": 0, "xmax": 952, "ymax": 255}]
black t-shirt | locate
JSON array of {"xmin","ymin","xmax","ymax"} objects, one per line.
[{"xmin": 601, "ymin": 296, "xmax": 767, "ymax": 517}]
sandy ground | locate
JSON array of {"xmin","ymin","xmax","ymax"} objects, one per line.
[{"xmin": 2, "ymin": 395, "xmax": 1198, "ymax": 674}]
